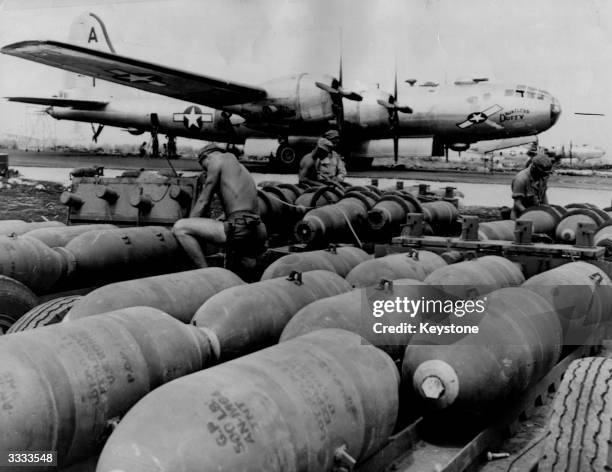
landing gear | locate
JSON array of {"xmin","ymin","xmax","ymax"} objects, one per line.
[
  {"xmin": 91, "ymin": 123, "xmax": 104, "ymax": 143},
  {"xmin": 271, "ymin": 143, "xmax": 302, "ymax": 172},
  {"xmin": 151, "ymin": 131, "xmax": 159, "ymax": 159},
  {"xmin": 150, "ymin": 113, "xmax": 160, "ymax": 158},
  {"xmin": 166, "ymin": 135, "xmax": 177, "ymax": 159}
]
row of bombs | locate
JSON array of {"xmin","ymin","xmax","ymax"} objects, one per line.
[
  {"xmin": 0, "ymin": 214, "xmax": 446, "ymax": 331},
  {"xmin": 478, "ymin": 202, "xmax": 612, "ymax": 246},
  {"xmin": 0, "ymin": 222, "xmax": 194, "ymax": 331},
  {"xmin": 2, "ymin": 245, "xmax": 610, "ymax": 470},
  {"xmin": 257, "ymin": 181, "xmax": 460, "ymax": 246}
]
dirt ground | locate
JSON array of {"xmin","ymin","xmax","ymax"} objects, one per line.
[{"xmin": 0, "ymin": 178, "xmax": 67, "ymax": 222}]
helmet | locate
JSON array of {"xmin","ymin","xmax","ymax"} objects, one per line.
[
  {"xmin": 323, "ymin": 129, "xmax": 340, "ymax": 141},
  {"xmin": 198, "ymin": 143, "xmax": 225, "ymax": 162},
  {"xmin": 531, "ymin": 154, "xmax": 553, "ymax": 173},
  {"xmin": 316, "ymin": 138, "xmax": 333, "ymax": 153}
]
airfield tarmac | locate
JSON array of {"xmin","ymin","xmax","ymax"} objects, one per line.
[{"xmin": 7, "ymin": 149, "xmax": 612, "ymax": 208}]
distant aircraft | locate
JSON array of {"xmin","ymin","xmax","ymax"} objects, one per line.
[
  {"xmin": 543, "ymin": 142, "xmax": 606, "ymax": 165},
  {"xmin": 464, "ymin": 136, "xmax": 539, "ymax": 155},
  {"xmin": 2, "ymin": 13, "xmax": 562, "ymax": 169}
]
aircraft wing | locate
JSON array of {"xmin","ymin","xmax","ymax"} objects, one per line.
[
  {"xmin": 6, "ymin": 96, "xmax": 108, "ymax": 109},
  {"xmin": 471, "ymin": 136, "xmax": 538, "ymax": 154},
  {"xmin": 1, "ymin": 40, "xmax": 267, "ymax": 108}
]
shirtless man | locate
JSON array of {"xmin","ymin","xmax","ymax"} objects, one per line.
[
  {"xmin": 298, "ymin": 138, "xmax": 333, "ymax": 186},
  {"xmin": 173, "ymin": 143, "xmax": 267, "ymax": 277}
]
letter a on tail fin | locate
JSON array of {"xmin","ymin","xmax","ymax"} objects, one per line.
[
  {"xmin": 64, "ymin": 13, "xmax": 117, "ymax": 91},
  {"xmin": 68, "ymin": 12, "xmax": 116, "ymax": 53}
]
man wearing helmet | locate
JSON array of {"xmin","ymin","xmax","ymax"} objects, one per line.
[
  {"xmin": 317, "ymin": 129, "xmax": 347, "ymax": 183},
  {"xmin": 173, "ymin": 143, "xmax": 266, "ymax": 279},
  {"xmin": 510, "ymin": 152, "xmax": 553, "ymax": 219},
  {"xmin": 298, "ymin": 137, "xmax": 334, "ymax": 186}
]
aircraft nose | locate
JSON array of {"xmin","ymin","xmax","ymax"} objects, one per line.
[{"xmin": 550, "ymin": 96, "xmax": 561, "ymax": 126}]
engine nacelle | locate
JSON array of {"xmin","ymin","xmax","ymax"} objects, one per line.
[
  {"xmin": 228, "ymin": 74, "xmax": 335, "ymax": 124},
  {"xmin": 126, "ymin": 128, "xmax": 145, "ymax": 136},
  {"xmin": 449, "ymin": 142, "xmax": 471, "ymax": 152}
]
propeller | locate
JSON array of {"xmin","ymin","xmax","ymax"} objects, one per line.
[
  {"xmin": 377, "ymin": 68, "xmax": 413, "ymax": 162},
  {"xmin": 315, "ymin": 79, "xmax": 363, "ymax": 102},
  {"xmin": 315, "ymin": 54, "xmax": 363, "ymax": 137}
]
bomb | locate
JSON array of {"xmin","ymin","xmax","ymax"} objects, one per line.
[
  {"xmin": 61, "ymin": 226, "xmax": 190, "ymax": 285},
  {"xmin": 346, "ymin": 251, "xmax": 447, "ymax": 287},
  {"xmin": 424, "ymin": 255, "xmax": 524, "ymax": 298},
  {"xmin": 0, "ymin": 307, "xmax": 214, "ymax": 468},
  {"xmin": 0, "ymin": 235, "xmax": 68, "ymax": 293},
  {"xmin": 65, "ymin": 268, "xmax": 244, "ymax": 323},
  {"xmin": 261, "ymin": 246, "xmax": 370, "ymax": 280},
  {"xmin": 191, "ymin": 270, "xmax": 352, "ymax": 361},
  {"xmin": 23, "ymin": 224, "xmax": 117, "ymax": 247},
  {"xmin": 281, "ymin": 280, "xmax": 438, "ymax": 360},
  {"xmin": 403, "ymin": 287, "xmax": 562, "ymax": 415},
  {"xmin": 96, "ymin": 329, "xmax": 400, "ymax": 472},
  {"xmin": 294, "ymin": 191, "xmax": 378, "ymax": 246}
]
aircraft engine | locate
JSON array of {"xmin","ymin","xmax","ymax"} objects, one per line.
[
  {"xmin": 449, "ymin": 143, "xmax": 471, "ymax": 152},
  {"xmin": 254, "ymin": 74, "xmax": 335, "ymax": 123},
  {"xmin": 296, "ymin": 74, "xmax": 336, "ymax": 122},
  {"xmin": 126, "ymin": 128, "xmax": 145, "ymax": 136}
]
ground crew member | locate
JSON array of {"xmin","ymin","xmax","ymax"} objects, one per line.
[
  {"xmin": 167, "ymin": 135, "xmax": 177, "ymax": 159},
  {"xmin": 318, "ymin": 129, "xmax": 347, "ymax": 183},
  {"xmin": 173, "ymin": 143, "xmax": 266, "ymax": 280},
  {"xmin": 511, "ymin": 153, "xmax": 553, "ymax": 219},
  {"xmin": 138, "ymin": 141, "xmax": 147, "ymax": 157},
  {"xmin": 298, "ymin": 138, "xmax": 333, "ymax": 186}
]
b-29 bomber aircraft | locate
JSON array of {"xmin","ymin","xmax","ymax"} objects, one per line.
[{"xmin": 1, "ymin": 13, "xmax": 561, "ymax": 170}]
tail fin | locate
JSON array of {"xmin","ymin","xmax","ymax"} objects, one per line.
[
  {"xmin": 63, "ymin": 13, "xmax": 117, "ymax": 93},
  {"xmin": 68, "ymin": 12, "xmax": 116, "ymax": 53}
]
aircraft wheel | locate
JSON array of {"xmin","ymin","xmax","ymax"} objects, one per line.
[
  {"xmin": 7, "ymin": 295, "xmax": 82, "ymax": 333},
  {"xmin": 539, "ymin": 357, "xmax": 612, "ymax": 471},
  {"xmin": 272, "ymin": 144, "xmax": 300, "ymax": 172}
]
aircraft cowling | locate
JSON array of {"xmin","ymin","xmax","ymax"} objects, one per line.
[
  {"xmin": 296, "ymin": 74, "xmax": 335, "ymax": 122},
  {"xmin": 126, "ymin": 128, "xmax": 145, "ymax": 136},
  {"xmin": 449, "ymin": 143, "xmax": 471, "ymax": 152},
  {"xmin": 234, "ymin": 73, "xmax": 335, "ymax": 124}
]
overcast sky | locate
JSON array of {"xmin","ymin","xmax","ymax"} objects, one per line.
[{"xmin": 0, "ymin": 0, "xmax": 610, "ymax": 149}]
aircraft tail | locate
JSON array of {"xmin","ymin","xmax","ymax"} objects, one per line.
[{"xmin": 63, "ymin": 12, "xmax": 117, "ymax": 94}]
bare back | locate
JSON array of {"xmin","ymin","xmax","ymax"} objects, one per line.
[
  {"xmin": 190, "ymin": 152, "xmax": 258, "ymax": 217},
  {"xmin": 215, "ymin": 154, "xmax": 258, "ymax": 215}
]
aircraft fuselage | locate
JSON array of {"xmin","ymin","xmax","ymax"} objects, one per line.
[
  {"xmin": 47, "ymin": 97, "xmax": 266, "ymax": 143},
  {"xmin": 229, "ymin": 77, "xmax": 560, "ymax": 147}
]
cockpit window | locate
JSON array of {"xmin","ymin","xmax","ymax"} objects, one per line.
[{"xmin": 510, "ymin": 86, "xmax": 548, "ymax": 99}]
